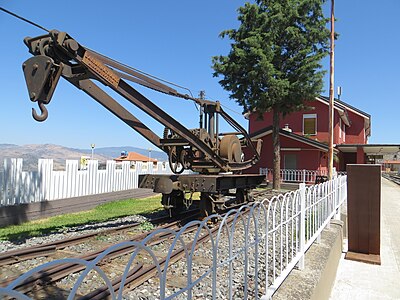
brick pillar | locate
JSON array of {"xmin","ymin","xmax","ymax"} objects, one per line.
[
  {"xmin": 356, "ymin": 146, "xmax": 365, "ymax": 164},
  {"xmin": 345, "ymin": 164, "xmax": 381, "ymax": 264}
]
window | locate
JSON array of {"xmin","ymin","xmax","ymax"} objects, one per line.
[{"xmin": 303, "ymin": 114, "xmax": 317, "ymax": 135}]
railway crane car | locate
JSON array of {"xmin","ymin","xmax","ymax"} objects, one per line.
[{"xmin": 21, "ymin": 30, "xmax": 265, "ymax": 217}]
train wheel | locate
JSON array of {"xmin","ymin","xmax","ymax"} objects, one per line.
[
  {"xmin": 236, "ymin": 188, "xmax": 253, "ymax": 204},
  {"xmin": 236, "ymin": 188, "xmax": 246, "ymax": 204},
  {"xmin": 168, "ymin": 146, "xmax": 184, "ymax": 174},
  {"xmin": 199, "ymin": 193, "xmax": 216, "ymax": 219},
  {"xmin": 161, "ymin": 190, "xmax": 185, "ymax": 217}
]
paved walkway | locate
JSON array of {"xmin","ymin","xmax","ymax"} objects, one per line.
[{"xmin": 330, "ymin": 178, "xmax": 400, "ymax": 299}]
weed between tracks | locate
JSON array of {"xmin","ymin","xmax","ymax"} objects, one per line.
[{"xmin": 0, "ymin": 195, "xmax": 163, "ymax": 241}]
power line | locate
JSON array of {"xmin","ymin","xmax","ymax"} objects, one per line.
[
  {"xmin": 220, "ymin": 103, "xmax": 244, "ymax": 116},
  {"xmin": 0, "ymin": 7, "xmax": 49, "ymax": 32}
]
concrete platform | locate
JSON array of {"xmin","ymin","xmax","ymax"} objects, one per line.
[{"xmin": 330, "ymin": 177, "xmax": 400, "ymax": 299}]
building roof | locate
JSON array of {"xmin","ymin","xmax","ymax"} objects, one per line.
[
  {"xmin": 317, "ymin": 95, "xmax": 371, "ymax": 137},
  {"xmin": 114, "ymin": 151, "xmax": 158, "ymax": 162},
  {"xmin": 336, "ymin": 144, "xmax": 400, "ymax": 154},
  {"xmin": 250, "ymin": 125, "xmax": 337, "ymax": 152},
  {"xmin": 317, "ymin": 95, "xmax": 371, "ymax": 119}
]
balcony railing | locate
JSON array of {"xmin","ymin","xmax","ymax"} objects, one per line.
[{"xmin": 260, "ymin": 168, "xmax": 346, "ymax": 184}]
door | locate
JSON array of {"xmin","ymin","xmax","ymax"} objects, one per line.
[{"xmin": 284, "ymin": 153, "xmax": 297, "ymax": 181}]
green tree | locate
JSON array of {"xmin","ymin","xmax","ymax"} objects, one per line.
[{"xmin": 213, "ymin": 0, "xmax": 331, "ymax": 189}]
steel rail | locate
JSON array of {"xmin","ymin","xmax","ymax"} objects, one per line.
[
  {"xmin": 79, "ymin": 207, "xmax": 257, "ymax": 299},
  {"xmin": 0, "ymin": 199, "xmax": 271, "ymax": 296},
  {"xmin": 382, "ymin": 173, "xmax": 400, "ymax": 185},
  {"xmin": 0, "ymin": 209, "xmax": 199, "ymax": 268},
  {"xmin": 0, "ymin": 211, "xmax": 200, "ymax": 293},
  {"xmin": 0, "ymin": 223, "xmax": 139, "ymax": 267},
  {"xmin": 0, "ymin": 222, "xmax": 180, "ymax": 291}
]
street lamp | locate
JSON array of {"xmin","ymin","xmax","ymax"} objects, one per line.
[
  {"xmin": 91, "ymin": 143, "xmax": 95, "ymax": 160},
  {"xmin": 148, "ymin": 148, "xmax": 152, "ymax": 162}
]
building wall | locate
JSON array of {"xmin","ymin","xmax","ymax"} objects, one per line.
[
  {"xmin": 343, "ymin": 110, "xmax": 367, "ymax": 144},
  {"xmin": 245, "ymin": 134, "xmax": 325, "ymax": 173},
  {"xmin": 248, "ymin": 99, "xmax": 368, "ymax": 146},
  {"xmin": 339, "ymin": 152, "xmax": 357, "ymax": 171}
]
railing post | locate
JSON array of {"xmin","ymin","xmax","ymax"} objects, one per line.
[
  {"xmin": 335, "ymin": 176, "xmax": 341, "ymax": 220},
  {"xmin": 326, "ymin": 180, "xmax": 332, "ymax": 230},
  {"xmin": 298, "ymin": 182, "xmax": 306, "ymax": 270},
  {"xmin": 0, "ymin": 162, "xmax": 4, "ymax": 206}
]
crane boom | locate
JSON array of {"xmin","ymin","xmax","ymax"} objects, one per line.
[{"xmin": 23, "ymin": 30, "xmax": 261, "ymax": 175}]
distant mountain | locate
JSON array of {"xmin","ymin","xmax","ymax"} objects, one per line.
[
  {"xmin": 0, "ymin": 144, "xmax": 167, "ymax": 171},
  {"xmin": 0, "ymin": 144, "xmax": 19, "ymax": 149}
]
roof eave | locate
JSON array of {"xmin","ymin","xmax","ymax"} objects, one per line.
[{"xmin": 250, "ymin": 126, "xmax": 333, "ymax": 152}]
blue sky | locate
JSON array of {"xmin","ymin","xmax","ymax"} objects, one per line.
[{"xmin": 0, "ymin": 1, "xmax": 399, "ymax": 150}]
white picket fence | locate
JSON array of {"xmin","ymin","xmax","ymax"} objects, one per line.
[{"xmin": 0, "ymin": 158, "xmax": 175, "ymax": 207}]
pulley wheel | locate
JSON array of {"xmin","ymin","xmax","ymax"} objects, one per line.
[{"xmin": 220, "ymin": 135, "xmax": 242, "ymax": 163}]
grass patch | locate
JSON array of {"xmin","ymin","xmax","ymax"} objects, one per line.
[{"xmin": 0, "ymin": 195, "xmax": 163, "ymax": 242}]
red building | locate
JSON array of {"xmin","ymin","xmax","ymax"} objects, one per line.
[{"xmin": 244, "ymin": 96, "xmax": 392, "ymax": 173}]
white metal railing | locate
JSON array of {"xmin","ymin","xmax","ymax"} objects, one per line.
[
  {"xmin": 260, "ymin": 168, "xmax": 346, "ymax": 184},
  {"xmin": 263, "ymin": 175, "xmax": 346, "ymax": 297},
  {"xmin": 0, "ymin": 175, "xmax": 347, "ymax": 299},
  {"xmin": 0, "ymin": 158, "xmax": 182, "ymax": 206}
]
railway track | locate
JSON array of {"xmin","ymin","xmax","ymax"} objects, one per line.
[
  {"xmin": 0, "ymin": 210, "xmax": 198, "ymax": 267},
  {"xmin": 382, "ymin": 173, "xmax": 400, "ymax": 185},
  {"xmin": 2, "ymin": 221, "xmax": 194, "ymax": 295},
  {"xmin": 0, "ymin": 188, "xmax": 278, "ymax": 299},
  {"xmin": 0, "ymin": 210, "xmax": 199, "ymax": 283}
]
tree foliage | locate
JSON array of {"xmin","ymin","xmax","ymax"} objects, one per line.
[
  {"xmin": 213, "ymin": 0, "xmax": 331, "ymax": 189},
  {"xmin": 212, "ymin": 0, "xmax": 331, "ymax": 116}
]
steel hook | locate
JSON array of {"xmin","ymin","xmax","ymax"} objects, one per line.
[{"xmin": 32, "ymin": 101, "xmax": 48, "ymax": 122}]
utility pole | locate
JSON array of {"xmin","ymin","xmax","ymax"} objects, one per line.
[
  {"xmin": 328, "ymin": 0, "xmax": 335, "ymax": 179},
  {"xmin": 148, "ymin": 148, "xmax": 152, "ymax": 162},
  {"xmin": 199, "ymin": 90, "xmax": 205, "ymax": 129}
]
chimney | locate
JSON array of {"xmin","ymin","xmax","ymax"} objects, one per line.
[{"xmin": 283, "ymin": 124, "xmax": 292, "ymax": 132}]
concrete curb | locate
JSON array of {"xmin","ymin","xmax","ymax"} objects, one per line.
[{"xmin": 273, "ymin": 219, "xmax": 344, "ymax": 300}]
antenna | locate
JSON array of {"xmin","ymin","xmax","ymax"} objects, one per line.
[{"xmin": 337, "ymin": 86, "xmax": 342, "ymax": 100}]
